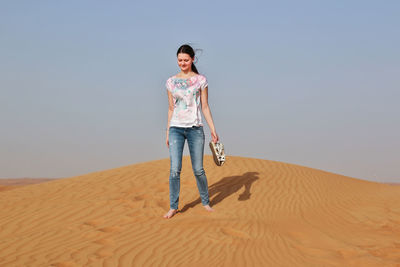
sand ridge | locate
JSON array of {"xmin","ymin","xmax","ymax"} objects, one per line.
[
  {"xmin": 0, "ymin": 155, "xmax": 399, "ymax": 266},
  {"xmin": 0, "ymin": 178, "xmax": 56, "ymax": 192}
]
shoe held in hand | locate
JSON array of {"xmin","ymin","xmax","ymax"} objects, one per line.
[{"xmin": 209, "ymin": 141, "xmax": 226, "ymax": 166}]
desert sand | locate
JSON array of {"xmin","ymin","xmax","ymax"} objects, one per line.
[
  {"xmin": 0, "ymin": 178, "xmax": 55, "ymax": 192},
  {"xmin": 0, "ymin": 155, "xmax": 399, "ymax": 266}
]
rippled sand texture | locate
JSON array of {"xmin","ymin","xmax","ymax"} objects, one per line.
[
  {"xmin": 1, "ymin": 155, "xmax": 399, "ymax": 266},
  {"xmin": 0, "ymin": 178, "xmax": 55, "ymax": 192}
]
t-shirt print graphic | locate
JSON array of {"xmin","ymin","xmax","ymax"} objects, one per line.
[{"xmin": 166, "ymin": 74, "xmax": 208, "ymax": 128}]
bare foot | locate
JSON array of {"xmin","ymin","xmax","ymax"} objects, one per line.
[
  {"xmin": 163, "ymin": 209, "xmax": 178, "ymax": 219},
  {"xmin": 203, "ymin": 205, "xmax": 215, "ymax": 212}
]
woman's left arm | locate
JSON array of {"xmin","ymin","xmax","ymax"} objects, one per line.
[{"xmin": 201, "ymin": 86, "xmax": 219, "ymax": 143}]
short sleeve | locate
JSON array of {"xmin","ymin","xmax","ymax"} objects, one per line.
[
  {"xmin": 200, "ymin": 75, "xmax": 208, "ymax": 90},
  {"xmin": 166, "ymin": 78, "xmax": 173, "ymax": 93}
]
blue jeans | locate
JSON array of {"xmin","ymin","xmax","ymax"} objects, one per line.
[{"xmin": 168, "ymin": 125, "xmax": 210, "ymax": 209}]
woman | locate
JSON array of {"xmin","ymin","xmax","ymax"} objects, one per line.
[{"xmin": 164, "ymin": 44, "xmax": 219, "ymax": 219}]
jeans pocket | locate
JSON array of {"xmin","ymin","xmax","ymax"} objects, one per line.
[{"xmin": 197, "ymin": 126, "xmax": 205, "ymax": 139}]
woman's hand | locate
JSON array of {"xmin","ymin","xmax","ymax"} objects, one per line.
[{"xmin": 211, "ymin": 131, "xmax": 219, "ymax": 144}]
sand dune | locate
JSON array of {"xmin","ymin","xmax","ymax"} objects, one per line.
[
  {"xmin": 0, "ymin": 178, "xmax": 55, "ymax": 193},
  {"xmin": 0, "ymin": 178, "xmax": 56, "ymax": 192},
  {"xmin": 0, "ymin": 155, "xmax": 399, "ymax": 266},
  {"xmin": 0, "ymin": 178, "xmax": 56, "ymax": 186}
]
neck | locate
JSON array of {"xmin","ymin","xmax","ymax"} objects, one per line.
[{"xmin": 180, "ymin": 69, "xmax": 194, "ymax": 75}]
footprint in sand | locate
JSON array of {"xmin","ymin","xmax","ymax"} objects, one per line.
[
  {"xmin": 111, "ymin": 205, "xmax": 127, "ymax": 212},
  {"xmin": 220, "ymin": 227, "xmax": 252, "ymax": 239},
  {"xmin": 133, "ymin": 194, "xmax": 152, "ymax": 201},
  {"xmin": 98, "ymin": 226, "xmax": 123, "ymax": 233},
  {"xmin": 81, "ymin": 231, "xmax": 105, "ymax": 239},
  {"xmin": 95, "ymin": 248, "xmax": 114, "ymax": 259},
  {"xmin": 156, "ymin": 200, "xmax": 169, "ymax": 210},
  {"xmin": 94, "ymin": 238, "xmax": 115, "ymax": 246},
  {"xmin": 83, "ymin": 219, "xmax": 105, "ymax": 228},
  {"xmin": 116, "ymin": 216, "xmax": 132, "ymax": 224},
  {"xmin": 93, "ymin": 238, "xmax": 116, "ymax": 259},
  {"xmin": 154, "ymin": 184, "xmax": 167, "ymax": 193},
  {"xmin": 51, "ymin": 261, "xmax": 78, "ymax": 267},
  {"xmin": 81, "ymin": 219, "xmax": 123, "ymax": 240},
  {"xmin": 81, "ymin": 220, "xmax": 107, "ymax": 238}
]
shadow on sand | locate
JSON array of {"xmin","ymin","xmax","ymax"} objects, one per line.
[{"xmin": 180, "ymin": 172, "xmax": 259, "ymax": 213}]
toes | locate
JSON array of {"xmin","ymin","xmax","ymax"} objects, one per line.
[{"xmin": 163, "ymin": 210, "xmax": 175, "ymax": 219}]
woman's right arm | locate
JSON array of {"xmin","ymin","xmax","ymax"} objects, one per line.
[{"xmin": 166, "ymin": 91, "xmax": 174, "ymax": 148}]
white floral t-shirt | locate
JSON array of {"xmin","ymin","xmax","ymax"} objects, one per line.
[{"xmin": 166, "ymin": 74, "xmax": 208, "ymax": 128}]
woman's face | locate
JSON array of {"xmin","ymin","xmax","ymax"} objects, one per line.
[{"xmin": 177, "ymin": 53, "xmax": 194, "ymax": 72}]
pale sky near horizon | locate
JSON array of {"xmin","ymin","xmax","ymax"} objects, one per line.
[{"xmin": 1, "ymin": 1, "xmax": 399, "ymax": 183}]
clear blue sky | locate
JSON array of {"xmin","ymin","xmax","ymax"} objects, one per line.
[{"xmin": 1, "ymin": 1, "xmax": 399, "ymax": 182}]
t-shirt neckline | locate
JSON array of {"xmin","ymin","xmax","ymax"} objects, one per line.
[{"xmin": 172, "ymin": 74, "xmax": 199, "ymax": 80}]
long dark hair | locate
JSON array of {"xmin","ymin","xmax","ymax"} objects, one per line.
[{"xmin": 176, "ymin": 44, "xmax": 200, "ymax": 74}]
